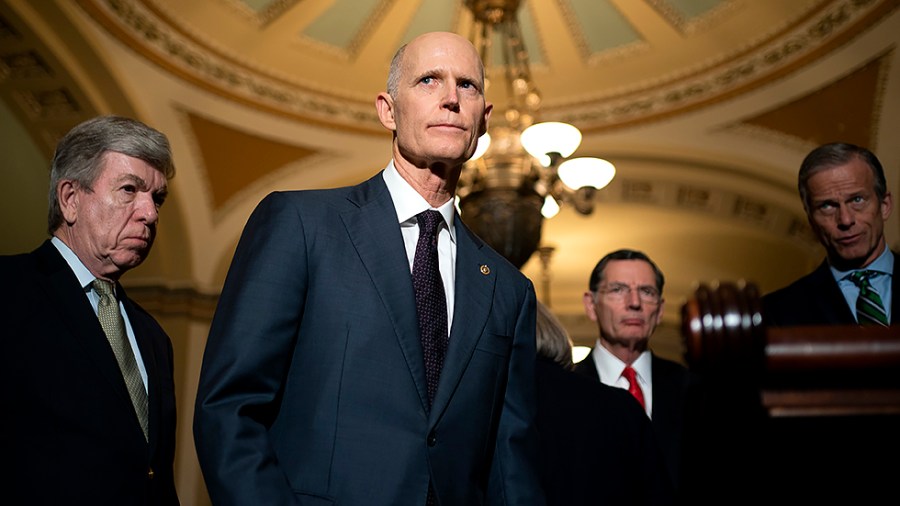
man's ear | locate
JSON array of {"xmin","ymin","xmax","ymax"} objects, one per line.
[
  {"xmin": 376, "ymin": 92, "xmax": 396, "ymax": 131},
  {"xmin": 58, "ymin": 180, "xmax": 79, "ymax": 225},
  {"xmin": 479, "ymin": 102, "xmax": 493, "ymax": 137},
  {"xmin": 881, "ymin": 191, "xmax": 893, "ymax": 220},
  {"xmin": 582, "ymin": 291, "xmax": 598, "ymax": 322}
]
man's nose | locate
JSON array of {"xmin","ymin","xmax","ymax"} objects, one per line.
[
  {"xmin": 441, "ymin": 85, "xmax": 460, "ymax": 111},
  {"xmin": 136, "ymin": 193, "xmax": 159, "ymax": 224},
  {"xmin": 626, "ymin": 288, "xmax": 642, "ymax": 308},
  {"xmin": 836, "ymin": 205, "xmax": 855, "ymax": 229}
]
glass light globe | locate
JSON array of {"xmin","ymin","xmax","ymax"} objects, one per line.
[
  {"xmin": 520, "ymin": 122, "xmax": 582, "ymax": 162},
  {"xmin": 541, "ymin": 195, "xmax": 560, "ymax": 219},
  {"xmin": 558, "ymin": 157, "xmax": 616, "ymax": 190}
]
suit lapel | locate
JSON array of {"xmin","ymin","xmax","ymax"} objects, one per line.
[
  {"xmin": 810, "ymin": 261, "xmax": 857, "ymax": 324},
  {"xmin": 429, "ymin": 218, "xmax": 496, "ymax": 420},
  {"xmin": 891, "ymin": 251, "xmax": 899, "ymax": 325},
  {"xmin": 341, "ymin": 174, "xmax": 431, "ymax": 411},
  {"xmin": 33, "ymin": 242, "xmax": 135, "ymax": 409},
  {"xmin": 650, "ymin": 356, "xmax": 677, "ymax": 434}
]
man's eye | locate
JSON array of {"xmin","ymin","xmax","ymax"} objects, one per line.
[
  {"xmin": 122, "ymin": 185, "xmax": 137, "ymax": 193},
  {"xmin": 420, "ymin": 76, "xmax": 433, "ymax": 85},
  {"xmin": 609, "ymin": 286, "xmax": 626, "ymax": 294},
  {"xmin": 640, "ymin": 287, "xmax": 656, "ymax": 297}
]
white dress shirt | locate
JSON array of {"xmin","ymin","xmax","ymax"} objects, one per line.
[
  {"xmin": 51, "ymin": 236, "xmax": 149, "ymax": 391},
  {"xmin": 382, "ymin": 161, "xmax": 456, "ymax": 330},
  {"xmin": 591, "ymin": 341, "xmax": 653, "ymax": 418}
]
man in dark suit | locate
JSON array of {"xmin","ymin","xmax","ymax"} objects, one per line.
[
  {"xmin": 534, "ymin": 302, "xmax": 673, "ymax": 506},
  {"xmin": 758, "ymin": 143, "xmax": 898, "ymax": 502},
  {"xmin": 763, "ymin": 142, "xmax": 896, "ymax": 326},
  {"xmin": 193, "ymin": 32, "xmax": 544, "ymax": 505},
  {"xmin": 573, "ymin": 249, "xmax": 697, "ymax": 499},
  {"xmin": 0, "ymin": 116, "xmax": 179, "ymax": 505}
]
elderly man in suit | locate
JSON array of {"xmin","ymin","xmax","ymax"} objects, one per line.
[
  {"xmin": 194, "ymin": 31, "xmax": 544, "ymax": 505},
  {"xmin": 763, "ymin": 142, "xmax": 896, "ymax": 326},
  {"xmin": 0, "ymin": 116, "xmax": 179, "ymax": 505},
  {"xmin": 574, "ymin": 249, "xmax": 697, "ymax": 499}
]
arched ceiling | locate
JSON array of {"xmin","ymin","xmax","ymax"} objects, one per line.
[{"xmin": 2, "ymin": 0, "xmax": 899, "ymax": 349}]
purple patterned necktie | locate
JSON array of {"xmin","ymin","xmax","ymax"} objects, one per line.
[{"xmin": 413, "ymin": 210, "xmax": 448, "ymax": 406}]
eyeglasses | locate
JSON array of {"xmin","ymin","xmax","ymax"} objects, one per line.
[{"xmin": 596, "ymin": 283, "xmax": 661, "ymax": 305}]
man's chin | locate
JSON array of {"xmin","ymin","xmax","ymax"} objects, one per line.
[{"xmin": 113, "ymin": 250, "xmax": 150, "ymax": 271}]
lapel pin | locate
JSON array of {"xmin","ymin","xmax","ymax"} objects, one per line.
[{"xmin": 480, "ymin": 264, "xmax": 490, "ymax": 275}]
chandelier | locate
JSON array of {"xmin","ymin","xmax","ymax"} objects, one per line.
[{"xmin": 457, "ymin": 0, "xmax": 615, "ymax": 268}]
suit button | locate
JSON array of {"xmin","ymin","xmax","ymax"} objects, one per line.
[
  {"xmin": 427, "ymin": 432, "xmax": 437, "ymax": 447},
  {"xmin": 148, "ymin": 468, "xmax": 155, "ymax": 480}
]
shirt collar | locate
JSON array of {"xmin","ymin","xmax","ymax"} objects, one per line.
[
  {"xmin": 50, "ymin": 236, "xmax": 101, "ymax": 291},
  {"xmin": 382, "ymin": 160, "xmax": 456, "ymax": 242},
  {"xmin": 593, "ymin": 339, "xmax": 653, "ymax": 382},
  {"xmin": 831, "ymin": 246, "xmax": 894, "ymax": 281}
]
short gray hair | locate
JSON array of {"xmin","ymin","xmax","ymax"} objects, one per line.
[
  {"xmin": 798, "ymin": 142, "xmax": 886, "ymax": 213},
  {"xmin": 48, "ymin": 115, "xmax": 175, "ymax": 234},
  {"xmin": 386, "ymin": 43, "xmax": 408, "ymax": 98}
]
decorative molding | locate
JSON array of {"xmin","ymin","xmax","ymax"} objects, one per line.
[
  {"xmin": 219, "ymin": 0, "xmax": 301, "ymax": 27},
  {"xmin": 598, "ymin": 176, "xmax": 819, "ymax": 248},
  {"xmin": 646, "ymin": 0, "xmax": 744, "ymax": 36},
  {"xmin": 550, "ymin": 0, "xmax": 887, "ymax": 131},
  {"xmin": 12, "ymin": 88, "xmax": 82, "ymax": 119},
  {"xmin": 0, "ymin": 50, "xmax": 53, "ymax": 80},
  {"xmin": 78, "ymin": 0, "xmax": 383, "ymax": 132}
]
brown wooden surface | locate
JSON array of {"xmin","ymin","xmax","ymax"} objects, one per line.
[{"xmin": 681, "ymin": 281, "xmax": 900, "ymax": 415}]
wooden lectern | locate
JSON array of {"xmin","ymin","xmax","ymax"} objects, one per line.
[{"xmin": 679, "ymin": 282, "xmax": 900, "ymax": 502}]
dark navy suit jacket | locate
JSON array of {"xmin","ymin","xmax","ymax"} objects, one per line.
[
  {"xmin": 536, "ymin": 357, "xmax": 673, "ymax": 506},
  {"xmin": 0, "ymin": 240, "xmax": 179, "ymax": 505},
  {"xmin": 194, "ymin": 172, "xmax": 543, "ymax": 505},
  {"xmin": 574, "ymin": 350, "xmax": 696, "ymax": 497},
  {"xmin": 762, "ymin": 251, "xmax": 899, "ymax": 326}
]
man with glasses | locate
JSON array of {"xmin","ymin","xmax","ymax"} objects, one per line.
[{"xmin": 574, "ymin": 249, "xmax": 697, "ymax": 499}]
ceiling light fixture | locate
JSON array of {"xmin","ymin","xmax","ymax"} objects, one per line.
[{"xmin": 457, "ymin": 0, "xmax": 615, "ymax": 268}]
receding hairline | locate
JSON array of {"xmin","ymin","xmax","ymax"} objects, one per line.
[{"xmin": 386, "ymin": 32, "xmax": 484, "ymax": 96}]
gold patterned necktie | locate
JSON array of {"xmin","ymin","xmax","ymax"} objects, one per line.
[{"xmin": 93, "ymin": 279, "xmax": 149, "ymax": 441}]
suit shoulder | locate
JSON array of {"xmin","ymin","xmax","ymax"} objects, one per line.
[
  {"xmin": 762, "ymin": 262, "xmax": 829, "ymax": 304},
  {"xmin": 652, "ymin": 353, "xmax": 687, "ymax": 371}
]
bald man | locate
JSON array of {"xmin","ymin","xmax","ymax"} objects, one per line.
[{"xmin": 194, "ymin": 32, "xmax": 544, "ymax": 506}]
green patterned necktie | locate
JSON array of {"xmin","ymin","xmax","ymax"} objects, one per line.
[
  {"xmin": 93, "ymin": 279, "xmax": 149, "ymax": 441},
  {"xmin": 848, "ymin": 270, "xmax": 889, "ymax": 327}
]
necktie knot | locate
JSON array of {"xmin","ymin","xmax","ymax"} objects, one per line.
[
  {"xmin": 93, "ymin": 278, "xmax": 116, "ymax": 301},
  {"xmin": 416, "ymin": 210, "xmax": 442, "ymax": 241},
  {"xmin": 847, "ymin": 270, "xmax": 889, "ymax": 326},
  {"xmin": 849, "ymin": 270, "xmax": 878, "ymax": 288}
]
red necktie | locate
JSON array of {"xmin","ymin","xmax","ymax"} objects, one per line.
[{"xmin": 622, "ymin": 365, "xmax": 645, "ymax": 410}]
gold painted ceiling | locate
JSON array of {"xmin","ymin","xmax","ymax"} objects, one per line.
[{"xmin": 2, "ymin": 0, "xmax": 899, "ymax": 338}]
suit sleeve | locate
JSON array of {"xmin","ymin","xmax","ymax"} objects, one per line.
[
  {"xmin": 487, "ymin": 281, "xmax": 547, "ymax": 505},
  {"xmin": 193, "ymin": 192, "xmax": 306, "ymax": 506}
]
